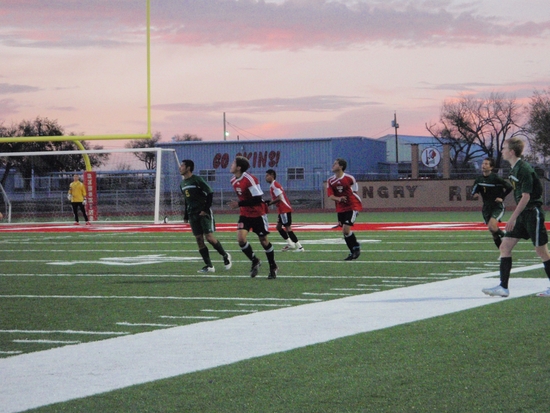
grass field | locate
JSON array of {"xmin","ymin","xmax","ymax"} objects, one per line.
[{"xmin": 1, "ymin": 212, "xmax": 550, "ymax": 412}]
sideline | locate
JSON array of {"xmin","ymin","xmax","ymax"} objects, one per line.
[
  {"xmin": 0, "ymin": 265, "xmax": 547, "ymax": 413},
  {"xmin": 0, "ymin": 222, "xmax": 494, "ymax": 233}
]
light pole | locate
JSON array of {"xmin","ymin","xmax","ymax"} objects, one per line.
[
  {"xmin": 391, "ymin": 112, "xmax": 399, "ymax": 164},
  {"xmin": 223, "ymin": 112, "xmax": 228, "ymax": 141}
]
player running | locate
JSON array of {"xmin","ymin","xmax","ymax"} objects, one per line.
[
  {"xmin": 179, "ymin": 160, "xmax": 232, "ymax": 273},
  {"xmin": 228, "ymin": 156, "xmax": 279, "ymax": 279},
  {"xmin": 327, "ymin": 158, "xmax": 363, "ymax": 260},
  {"xmin": 471, "ymin": 157, "xmax": 513, "ymax": 248},
  {"xmin": 265, "ymin": 169, "xmax": 304, "ymax": 252}
]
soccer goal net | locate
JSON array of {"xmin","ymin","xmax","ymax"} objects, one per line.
[{"xmin": 0, "ymin": 148, "xmax": 183, "ymax": 224}]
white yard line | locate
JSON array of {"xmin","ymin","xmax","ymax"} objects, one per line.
[{"xmin": 0, "ymin": 265, "xmax": 548, "ymax": 413}]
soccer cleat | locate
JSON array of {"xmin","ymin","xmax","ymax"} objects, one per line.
[
  {"xmin": 282, "ymin": 244, "xmax": 297, "ymax": 252},
  {"xmin": 197, "ymin": 266, "xmax": 215, "ymax": 273},
  {"xmin": 250, "ymin": 258, "xmax": 261, "ymax": 278},
  {"xmin": 268, "ymin": 265, "xmax": 278, "ymax": 279},
  {"xmin": 536, "ymin": 288, "xmax": 550, "ymax": 297},
  {"xmin": 294, "ymin": 247, "xmax": 305, "ymax": 252},
  {"xmin": 74, "ymin": 222, "xmax": 80, "ymax": 225},
  {"xmin": 482, "ymin": 285, "xmax": 509, "ymax": 297},
  {"xmin": 85, "ymin": 221, "xmax": 91, "ymax": 226},
  {"xmin": 223, "ymin": 253, "xmax": 232, "ymax": 270},
  {"xmin": 351, "ymin": 246, "xmax": 361, "ymax": 260},
  {"xmin": 344, "ymin": 253, "xmax": 354, "ymax": 261}
]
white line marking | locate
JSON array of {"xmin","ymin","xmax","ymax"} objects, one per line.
[
  {"xmin": 236, "ymin": 303, "xmax": 292, "ymax": 307},
  {"xmin": 0, "ymin": 295, "xmax": 320, "ymax": 302},
  {"xmin": 0, "ymin": 274, "xmax": 451, "ymax": 279},
  {"xmin": 159, "ymin": 316, "xmax": 218, "ymax": 320},
  {"xmin": 330, "ymin": 288, "xmax": 378, "ymax": 291},
  {"xmin": 379, "ymin": 280, "xmax": 418, "ymax": 284},
  {"xmin": 0, "ymin": 330, "xmax": 128, "ymax": 336},
  {"xmin": 13, "ymin": 340, "xmax": 81, "ymax": 344},
  {"xmin": 0, "ymin": 264, "xmax": 547, "ymax": 413},
  {"xmin": 116, "ymin": 323, "xmax": 177, "ymax": 328},
  {"xmin": 200, "ymin": 309, "xmax": 257, "ymax": 313}
]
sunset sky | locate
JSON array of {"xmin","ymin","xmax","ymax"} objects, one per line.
[{"xmin": 1, "ymin": 0, "xmax": 549, "ymax": 148}]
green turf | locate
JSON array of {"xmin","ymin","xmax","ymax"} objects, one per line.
[
  {"xmin": 2, "ymin": 211, "xmax": 549, "ymax": 412},
  {"xmin": 212, "ymin": 210, "xmax": 482, "ymax": 224}
]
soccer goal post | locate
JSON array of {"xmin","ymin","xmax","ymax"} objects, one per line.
[{"xmin": 0, "ymin": 148, "xmax": 183, "ymax": 224}]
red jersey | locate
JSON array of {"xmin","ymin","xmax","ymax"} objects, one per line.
[
  {"xmin": 230, "ymin": 172, "xmax": 266, "ymax": 217},
  {"xmin": 327, "ymin": 173, "xmax": 363, "ymax": 212},
  {"xmin": 269, "ymin": 180, "xmax": 292, "ymax": 214}
]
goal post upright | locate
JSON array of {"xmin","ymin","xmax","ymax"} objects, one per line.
[
  {"xmin": 146, "ymin": 0, "xmax": 152, "ymax": 138},
  {"xmin": 154, "ymin": 147, "xmax": 163, "ymax": 224}
]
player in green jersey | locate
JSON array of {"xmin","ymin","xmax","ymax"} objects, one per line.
[
  {"xmin": 471, "ymin": 157, "xmax": 513, "ymax": 248},
  {"xmin": 180, "ymin": 160, "xmax": 232, "ymax": 273},
  {"xmin": 482, "ymin": 138, "xmax": 550, "ymax": 297}
]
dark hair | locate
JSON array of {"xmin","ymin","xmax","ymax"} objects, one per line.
[
  {"xmin": 181, "ymin": 159, "xmax": 194, "ymax": 172},
  {"xmin": 335, "ymin": 158, "xmax": 347, "ymax": 171},
  {"xmin": 235, "ymin": 156, "xmax": 250, "ymax": 172},
  {"xmin": 484, "ymin": 157, "xmax": 495, "ymax": 168},
  {"xmin": 266, "ymin": 169, "xmax": 276, "ymax": 179}
]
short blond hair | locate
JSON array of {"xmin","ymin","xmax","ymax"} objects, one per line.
[{"xmin": 505, "ymin": 137, "xmax": 524, "ymax": 157}]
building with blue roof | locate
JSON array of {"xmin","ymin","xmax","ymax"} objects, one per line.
[{"xmin": 157, "ymin": 136, "xmax": 387, "ymax": 192}]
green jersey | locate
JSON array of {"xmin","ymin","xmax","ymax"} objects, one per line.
[
  {"xmin": 180, "ymin": 174, "xmax": 213, "ymax": 219},
  {"xmin": 471, "ymin": 172, "xmax": 512, "ymax": 207},
  {"xmin": 509, "ymin": 159, "xmax": 543, "ymax": 208}
]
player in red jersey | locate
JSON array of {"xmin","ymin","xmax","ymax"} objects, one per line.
[
  {"xmin": 265, "ymin": 169, "xmax": 304, "ymax": 252},
  {"xmin": 228, "ymin": 156, "xmax": 278, "ymax": 279},
  {"xmin": 327, "ymin": 158, "xmax": 362, "ymax": 260}
]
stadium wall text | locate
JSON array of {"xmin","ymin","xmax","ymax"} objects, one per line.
[{"xmin": 324, "ymin": 179, "xmax": 485, "ymax": 211}]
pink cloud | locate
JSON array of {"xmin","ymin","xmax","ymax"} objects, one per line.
[
  {"xmin": 150, "ymin": 1, "xmax": 550, "ymax": 49},
  {"xmin": 1, "ymin": 0, "xmax": 549, "ymax": 50},
  {"xmin": 154, "ymin": 95, "xmax": 380, "ymax": 114}
]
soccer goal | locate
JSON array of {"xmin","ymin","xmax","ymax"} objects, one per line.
[{"xmin": 0, "ymin": 148, "xmax": 183, "ymax": 224}]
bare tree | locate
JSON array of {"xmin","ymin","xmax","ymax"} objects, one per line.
[
  {"xmin": 171, "ymin": 133, "xmax": 202, "ymax": 142},
  {"xmin": 0, "ymin": 117, "xmax": 108, "ymax": 187},
  {"xmin": 125, "ymin": 132, "xmax": 162, "ymax": 170},
  {"xmin": 426, "ymin": 93, "xmax": 525, "ymax": 170},
  {"xmin": 526, "ymin": 88, "xmax": 550, "ymax": 160}
]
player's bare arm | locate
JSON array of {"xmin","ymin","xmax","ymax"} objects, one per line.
[
  {"xmin": 268, "ymin": 194, "xmax": 284, "ymax": 206},
  {"xmin": 505, "ymin": 192, "xmax": 530, "ymax": 232}
]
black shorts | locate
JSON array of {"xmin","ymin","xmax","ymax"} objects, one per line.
[
  {"xmin": 337, "ymin": 210, "xmax": 359, "ymax": 227},
  {"xmin": 237, "ymin": 215, "xmax": 270, "ymax": 237},
  {"xmin": 277, "ymin": 212, "xmax": 292, "ymax": 227},
  {"xmin": 481, "ymin": 203, "xmax": 505, "ymax": 225},
  {"xmin": 188, "ymin": 213, "xmax": 215, "ymax": 236},
  {"xmin": 505, "ymin": 206, "xmax": 548, "ymax": 247}
]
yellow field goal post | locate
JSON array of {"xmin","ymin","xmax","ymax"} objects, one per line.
[{"xmin": 0, "ymin": 1, "xmax": 161, "ymax": 223}]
